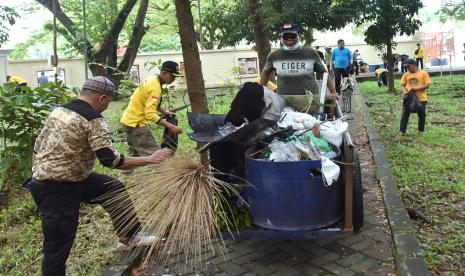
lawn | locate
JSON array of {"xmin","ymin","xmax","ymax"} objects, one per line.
[
  {"xmin": 0, "ymin": 88, "xmax": 236, "ymax": 275},
  {"xmin": 359, "ymin": 76, "xmax": 465, "ymax": 273}
]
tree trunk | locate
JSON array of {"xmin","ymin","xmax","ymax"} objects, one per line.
[
  {"xmin": 386, "ymin": 40, "xmax": 395, "ymax": 93},
  {"xmin": 174, "ymin": 0, "xmax": 210, "ymax": 165},
  {"xmin": 302, "ymin": 28, "xmax": 315, "ymax": 46},
  {"xmin": 207, "ymin": 26, "xmax": 216, "ymax": 50},
  {"xmin": 118, "ymin": 0, "xmax": 150, "ymax": 83},
  {"xmin": 248, "ymin": 0, "xmax": 271, "ymax": 73},
  {"xmin": 174, "ymin": 0, "xmax": 209, "ymax": 114}
]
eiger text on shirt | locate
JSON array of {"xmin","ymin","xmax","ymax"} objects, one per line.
[{"xmin": 263, "ymin": 47, "xmax": 324, "ymax": 96}]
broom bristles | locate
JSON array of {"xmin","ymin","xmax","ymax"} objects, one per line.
[{"xmin": 100, "ymin": 156, "xmax": 246, "ymax": 270}]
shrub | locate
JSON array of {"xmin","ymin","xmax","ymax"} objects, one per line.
[{"xmin": 0, "ymin": 82, "xmax": 78, "ymax": 191}]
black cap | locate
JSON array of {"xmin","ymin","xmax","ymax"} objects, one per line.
[
  {"xmin": 161, "ymin": 61, "xmax": 182, "ymax": 76},
  {"xmin": 403, "ymin": 59, "xmax": 416, "ymax": 66},
  {"xmin": 279, "ymin": 22, "xmax": 299, "ymax": 35}
]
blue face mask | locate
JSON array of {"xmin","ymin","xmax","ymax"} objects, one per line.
[{"xmin": 282, "ymin": 41, "xmax": 302, "ymax": 52}]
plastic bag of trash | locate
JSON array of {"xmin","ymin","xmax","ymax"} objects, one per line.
[
  {"xmin": 268, "ymin": 138, "xmax": 300, "ymax": 162},
  {"xmin": 278, "ymin": 110, "xmax": 318, "ymax": 131},
  {"xmin": 321, "ymin": 156, "xmax": 340, "ymax": 186},
  {"xmin": 292, "ymin": 139, "xmax": 320, "ymax": 160},
  {"xmin": 319, "ymin": 120, "xmax": 348, "ymax": 147},
  {"xmin": 293, "ymin": 131, "xmax": 332, "ymax": 153},
  {"xmin": 323, "ymin": 151, "xmax": 338, "ymax": 159}
]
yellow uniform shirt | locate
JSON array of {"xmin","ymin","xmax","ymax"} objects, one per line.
[
  {"xmin": 375, "ymin": 68, "xmax": 388, "ymax": 75},
  {"xmin": 325, "ymin": 53, "xmax": 331, "ymax": 65},
  {"xmin": 255, "ymin": 77, "xmax": 277, "ymax": 91},
  {"xmin": 400, "ymin": 70, "xmax": 430, "ymax": 102},
  {"xmin": 9, "ymin": 76, "xmax": 27, "ymax": 84},
  {"xmin": 414, "ymin": 47, "xmax": 425, "ymax": 59},
  {"xmin": 120, "ymin": 75, "xmax": 162, "ymax": 127}
]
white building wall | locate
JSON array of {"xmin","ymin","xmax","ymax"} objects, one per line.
[{"xmin": 5, "ymin": 41, "xmax": 421, "ymax": 89}]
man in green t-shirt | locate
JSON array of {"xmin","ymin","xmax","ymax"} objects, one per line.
[{"xmin": 260, "ymin": 22, "xmax": 337, "ymax": 101}]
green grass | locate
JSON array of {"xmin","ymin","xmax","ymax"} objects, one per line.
[
  {"xmin": 0, "ymin": 89, "xmax": 236, "ymax": 275},
  {"xmin": 359, "ymin": 76, "xmax": 465, "ymax": 273}
]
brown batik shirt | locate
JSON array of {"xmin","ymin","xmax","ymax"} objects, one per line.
[{"xmin": 32, "ymin": 99, "xmax": 124, "ymax": 182}]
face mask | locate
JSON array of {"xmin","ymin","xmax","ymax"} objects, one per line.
[{"xmin": 282, "ymin": 41, "xmax": 302, "ymax": 52}]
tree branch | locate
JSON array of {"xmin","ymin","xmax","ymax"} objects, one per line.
[
  {"xmin": 36, "ymin": 0, "xmax": 76, "ymax": 37},
  {"xmin": 151, "ymin": 3, "xmax": 170, "ymax": 11},
  {"xmin": 36, "ymin": 0, "xmax": 94, "ymax": 65},
  {"xmin": 94, "ymin": 0, "xmax": 138, "ymax": 62},
  {"xmin": 117, "ymin": 0, "xmax": 149, "ymax": 79}
]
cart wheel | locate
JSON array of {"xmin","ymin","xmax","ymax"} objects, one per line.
[{"xmin": 353, "ymin": 151, "xmax": 364, "ymax": 231}]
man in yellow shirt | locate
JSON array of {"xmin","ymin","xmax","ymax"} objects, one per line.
[
  {"xmin": 414, "ymin": 43, "xmax": 425, "ymax": 70},
  {"xmin": 374, "ymin": 66, "xmax": 388, "ymax": 87},
  {"xmin": 7, "ymin": 75, "xmax": 27, "ymax": 86},
  {"xmin": 324, "ymin": 47, "xmax": 332, "ymax": 69},
  {"xmin": 120, "ymin": 61, "xmax": 182, "ymax": 156},
  {"xmin": 400, "ymin": 59, "xmax": 430, "ymax": 135}
]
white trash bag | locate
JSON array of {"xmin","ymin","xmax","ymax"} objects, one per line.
[
  {"xmin": 320, "ymin": 156, "xmax": 340, "ymax": 186},
  {"xmin": 278, "ymin": 110, "xmax": 318, "ymax": 131},
  {"xmin": 268, "ymin": 139, "xmax": 300, "ymax": 162},
  {"xmin": 319, "ymin": 120, "xmax": 348, "ymax": 147}
]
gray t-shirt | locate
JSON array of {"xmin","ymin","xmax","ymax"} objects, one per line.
[{"xmin": 263, "ymin": 47, "xmax": 325, "ymax": 96}]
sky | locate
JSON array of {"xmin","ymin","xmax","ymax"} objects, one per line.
[
  {"xmin": 1, "ymin": 0, "xmax": 52, "ymax": 49},
  {"xmin": 0, "ymin": 0, "xmax": 447, "ymax": 50}
]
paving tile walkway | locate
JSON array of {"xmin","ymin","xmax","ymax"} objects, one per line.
[{"xmin": 139, "ymin": 89, "xmax": 398, "ymax": 276}]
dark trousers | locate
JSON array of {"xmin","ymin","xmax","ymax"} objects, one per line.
[
  {"xmin": 354, "ymin": 61, "xmax": 359, "ymax": 75},
  {"xmin": 400, "ymin": 101, "xmax": 427, "ymax": 133},
  {"xmin": 416, "ymin": 58, "xmax": 424, "ymax": 69},
  {"xmin": 334, "ymin": 68, "xmax": 349, "ymax": 94},
  {"xmin": 376, "ymin": 72, "xmax": 388, "ymax": 87},
  {"xmin": 30, "ymin": 172, "xmax": 141, "ymax": 276}
]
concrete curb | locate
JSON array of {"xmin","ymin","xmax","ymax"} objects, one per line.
[{"xmin": 354, "ymin": 91, "xmax": 430, "ymax": 276}]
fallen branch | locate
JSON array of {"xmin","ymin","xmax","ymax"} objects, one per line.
[
  {"xmin": 402, "ymin": 197, "xmax": 432, "ymax": 224},
  {"xmin": 405, "ymin": 207, "xmax": 432, "ymax": 224}
]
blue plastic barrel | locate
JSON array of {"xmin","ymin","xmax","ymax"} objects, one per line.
[{"xmin": 245, "ymin": 148, "xmax": 344, "ymax": 231}]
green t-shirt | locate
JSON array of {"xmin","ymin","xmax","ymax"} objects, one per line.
[{"xmin": 263, "ymin": 47, "xmax": 325, "ymax": 96}]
